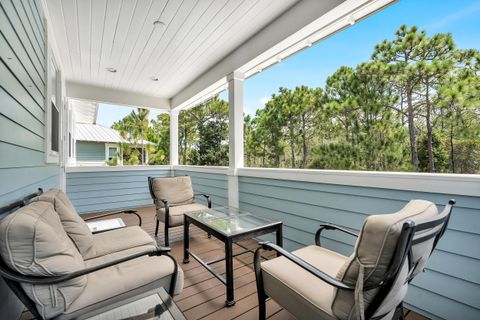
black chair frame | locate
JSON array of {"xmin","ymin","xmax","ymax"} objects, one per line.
[
  {"xmin": 0, "ymin": 189, "xmax": 179, "ymax": 319},
  {"xmin": 83, "ymin": 209, "xmax": 143, "ymax": 227},
  {"xmin": 254, "ymin": 200, "xmax": 455, "ymax": 320},
  {"xmin": 148, "ymin": 176, "xmax": 212, "ymax": 246}
]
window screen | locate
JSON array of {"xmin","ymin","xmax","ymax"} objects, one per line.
[{"xmin": 51, "ymin": 102, "xmax": 59, "ymax": 152}]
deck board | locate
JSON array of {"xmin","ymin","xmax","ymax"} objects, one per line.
[{"xmin": 20, "ymin": 205, "xmax": 428, "ymax": 320}]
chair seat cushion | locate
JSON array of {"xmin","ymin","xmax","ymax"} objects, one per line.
[
  {"xmin": 261, "ymin": 245, "xmax": 348, "ymax": 320},
  {"xmin": 157, "ymin": 203, "xmax": 208, "ymax": 226},
  {"xmin": 63, "ymin": 254, "xmax": 184, "ymax": 316},
  {"xmin": 83, "ymin": 226, "xmax": 157, "ymax": 260}
]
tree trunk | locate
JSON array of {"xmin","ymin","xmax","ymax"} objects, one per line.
[
  {"xmin": 141, "ymin": 131, "xmax": 145, "ymax": 165},
  {"xmin": 406, "ymin": 86, "xmax": 419, "ymax": 171},
  {"xmin": 449, "ymin": 123, "xmax": 455, "ymax": 173},
  {"xmin": 425, "ymin": 82, "xmax": 435, "ymax": 172},
  {"xmin": 301, "ymin": 114, "xmax": 307, "ymax": 169},
  {"xmin": 182, "ymin": 128, "xmax": 187, "ymax": 165},
  {"xmin": 290, "ymin": 144, "xmax": 295, "ymax": 168}
]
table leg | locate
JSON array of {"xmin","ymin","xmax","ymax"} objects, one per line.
[
  {"xmin": 225, "ymin": 239, "xmax": 235, "ymax": 307},
  {"xmin": 183, "ymin": 219, "xmax": 190, "ymax": 264},
  {"xmin": 276, "ymin": 224, "xmax": 283, "ymax": 257}
]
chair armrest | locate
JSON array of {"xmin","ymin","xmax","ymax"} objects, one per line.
[
  {"xmin": 194, "ymin": 193, "xmax": 211, "ymax": 208},
  {"xmin": 0, "ymin": 247, "xmax": 172, "ymax": 286},
  {"xmin": 84, "ymin": 209, "xmax": 142, "ymax": 227},
  {"xmin": 254, "ymin": 242, "xmax": 354, "ymax": 290},
  {"xmin": 315, "ymin": 223, "xmax": 358, "ymax": 247}
]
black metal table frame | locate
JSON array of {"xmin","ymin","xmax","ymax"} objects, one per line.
[{"xmin": 183, "ymin": 212, "xmax": 283, "ymax": 307}]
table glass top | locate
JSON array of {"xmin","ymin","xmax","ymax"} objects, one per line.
[
  {"xmin": 185, "ymin": 207, "xmax": 279, "ymax": 236},
  {"xmin": 86, "ymin": 293, "xmax": 174, "ymax": 320}
]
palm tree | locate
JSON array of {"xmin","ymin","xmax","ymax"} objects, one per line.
[
  {"xmin": 112, "ymin": 108, "xmax": 150, "ymax": 165},
  {"xmin": 131, "ymin": 108, "xmax": 150, "ymax": 164}
]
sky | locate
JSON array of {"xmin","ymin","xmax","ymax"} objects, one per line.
[{"xmin": 96, "ymin": 0, "xmax": 480, "ymax": 126}]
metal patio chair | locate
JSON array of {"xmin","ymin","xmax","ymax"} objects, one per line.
[
  {"xmin": 148, "ymin": 175, "xmax": 212, "ymax": 246},
  {"xmin": 254, "ymin": 199, "xmax": 455, "ymax": 320}
]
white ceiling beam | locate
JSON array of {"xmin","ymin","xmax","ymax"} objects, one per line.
[
  {"xmin": 171, "ymin": 0, "xmax": 397, "ymax": 110},
  {"xmin": 171, "ymin": 0, "xmax": 342, "ymax": 109},
  {"xmin": 66, "ymin": 81, "xmax": 170, "ymax": 110}
]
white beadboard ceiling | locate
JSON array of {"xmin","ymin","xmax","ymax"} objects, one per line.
[{"xmin": 46, "ymin": 0, "xmax": 299, "ymax": 100}]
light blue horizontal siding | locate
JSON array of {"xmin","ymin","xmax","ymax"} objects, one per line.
[
  {"xmin": 76, "ymin": 141, "xmax": 106, "ymax": 161},
  {"xmin": 0, "ymin": 1, "xmax": 54, "ymax": 319},
  {"xmin": 238, "ymin": 176, "xmax": 480, "ymax": 320},
  {"xmin": 174, "ymin": 170, "xmax": 228, "ymax": 207},
  {"xmin": 66, "ymin": 168, "xmax": 171, "ymax": 213},
  {"xmin": 0, "ymin": 0, "xmax": 56, "ymax": 210}
]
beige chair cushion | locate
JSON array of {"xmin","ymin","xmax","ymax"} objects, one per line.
[
  {"xmin": 157, "ymin": 203, "xmax": 208, "ymax": 226},
  {"xmin": 84, "ymin": 244, "xmax": 158, "ymax": 268},
  {"xmin": 0, "ymin": 202, "xmax": 87, "ymax": 319},
  {"xmin": 32, "ymin": 188, "xmax": 94, "ymax": 256},
  {"xmin": 262, "ymin": 245, "xmax": 348, "ymax": 320},
  {"xmin": 64, "ymin": 254, "xmax": 184, "ymax": 316},
  {"xmin": 332, "ymin": 200, "xmax": 438, "ymax": 319},
  {"xmin": 150, "ymin": 176, "xmax": 195, "ymax": 207},
  {"xmin": 83, "ymin": 226, "xmax": 157, "ymax": 260}
]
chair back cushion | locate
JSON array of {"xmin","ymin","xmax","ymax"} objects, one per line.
[
  {"xmin": 32, "ymin": 188, "xmax": 94, "ymax": 256},
  {"xmin": 332, "ymin": 200, "xmax": 438, "ymax": 319},
  {"xmin": 150, "ymin": 176, "xmax": 195, "ymax": 207},
  {"xmin": 0, "ymin": 201, "xmax": 87, "ymax": 319}
]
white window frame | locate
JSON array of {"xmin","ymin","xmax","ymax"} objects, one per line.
[
  {"xmin": 45, "ymin": 50, "xmax": 62, "ymax": 164},
  {"xmin": 105, "ymin": 144, "xmax": 120, "ymax": 161}
]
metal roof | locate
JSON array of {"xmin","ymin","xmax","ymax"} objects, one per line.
[
  {"xmin": 75, "ymin": 123, "xmax": 154, "ymax": 145},
  {"xmin": 76, "ymin": 123, "xmax": 125, "ymax": 143}
]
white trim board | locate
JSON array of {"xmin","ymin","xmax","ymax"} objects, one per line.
[
  {"xmin": 66, "ymin": 81, "xmax": 170, "ymax": 110},
  {"xmin": 66, "ymin": 165, "xmax": 171, "ymax": 173},
  {"xmin": 172, "ymin": 165, "xmax": 228, "ymax": 175},
  {"xmin": 237, "ymin": 168, "xmax": 480, "ymax": 197}
]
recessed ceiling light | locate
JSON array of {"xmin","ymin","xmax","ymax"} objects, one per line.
[
  {"xmin": 106, "ymin": 67, "xmax": 117, "ymax": 73},
  {"xmin": 153, "ymin": 20, "xmax": 165, "ymax": 28},
  {"xmin": 150, "ymin": 76, "xmax": 159, "ymax": 81}
]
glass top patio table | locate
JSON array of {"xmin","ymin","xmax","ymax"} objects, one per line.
[
  {"xmin": 185, "ymin": 206, "xmax": 280, "ymax": 237},
  {"xmin": 183, "ymin": 206, "xmax": 283, "ymax": 307}
]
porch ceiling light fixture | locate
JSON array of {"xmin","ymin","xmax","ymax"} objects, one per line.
[
  {"xmin": 150, "ymin": 76, "xmax": 159, "ymax": 81},
  {"xmin": 106, "ymin": 67, "xmax": 117, "ymax": 73},
  {"xmin": 275, "ymin": 55, "xmax": 282, "ymax": 63},
  {"xmin": 346, "ymin": 15, "xmax": 356, "ymax": 25},
  {"xmin": 242, "ymin": 0, "xmax": 396, "ymax": 80},
  {"xmin": 153, "ymin": 20, "xmax": 165, "ymax": 28}
]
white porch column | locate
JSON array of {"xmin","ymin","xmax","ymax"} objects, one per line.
[
  {"xmin": 227, "ymin": 71, "xmax": 244, "ymax": 208},
  {"xmin": 170, "ymin": 109, "xmax": 179, "ymax": 172}
]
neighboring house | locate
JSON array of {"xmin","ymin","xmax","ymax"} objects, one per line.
[
  {"xmin": 71, "ymin": 101, "xmax": 154, "ymax": 166},
  {"xmin": 75, "ymin": 123, "xmax": 125, "ymax": 166}
]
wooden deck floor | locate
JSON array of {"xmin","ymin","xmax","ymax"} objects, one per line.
[
  {"xmin": 22, "ymin": 205, "xmax": 429, "ymax": 320},
  {"xmin": 91, "ymin": 206, "xmax": 429, "ymax": 320}
]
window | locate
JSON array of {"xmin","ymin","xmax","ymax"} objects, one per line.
[
  {"xmin": 51, "ymin": 102, "xmax": 59, "ymax": 152},
  {"xmin": 45, "ymin": 54, "xmax": 61, "ymax": 163},
  {"xmin": 107, "ymin": 146, "xmax": 118, "ymax": 161}
]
